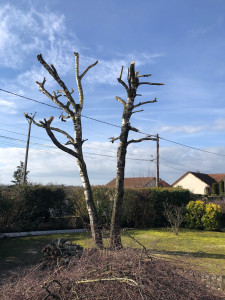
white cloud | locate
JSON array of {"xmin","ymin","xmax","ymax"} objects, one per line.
[
  {"xmin": 0, "ymin": 99, "xmax": 17, "ymax": 114},
  {"xmin": 0, "ymin": 4, "xmax": 78, "ymax": 80},
  {"xmin": 84, "ymin": 52, "xmax": 164, "ymax": 85},
  {"xmin": 159, "ymin": 124, "xmax": 205, "ymax": 134},
  {"xmin": 1, "ymin": 141, "xmax": 225, "ymax": 186}
]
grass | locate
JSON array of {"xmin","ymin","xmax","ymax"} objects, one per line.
[{"xmin": 0, "ymin": 228, "xmax": 225, "ymax": 276}]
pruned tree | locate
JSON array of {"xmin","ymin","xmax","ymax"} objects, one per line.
[
  {"xmin": 109, "ymin": 62, "xmax": 164, "ymax": 248},
  {"xmin": 11, "ymin": 161, "xmax": 29, "ymax": 185},
  {"xmin": 163, "ymin": 202, "xmax": 185, "ymax": 236},
  {"xmin": 25, "ymin": 53, "xmax": 103, "ymax": 248}
]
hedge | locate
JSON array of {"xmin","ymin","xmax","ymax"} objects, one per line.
[
  {"xmin": 0, "ymin": 185, "xmax": 194, "ymax": 232},
  {"xmin": 68, "ymin": 186, "xmax": 193, "ymax": 228},
  {"xmin": 0, "ymin": 184, "xmax": 75, "ymax": 232}
]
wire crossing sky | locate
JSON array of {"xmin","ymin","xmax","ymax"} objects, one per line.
[{"xmin": 0, "ymin": 0, "xmax": 225, "ymax": 185}]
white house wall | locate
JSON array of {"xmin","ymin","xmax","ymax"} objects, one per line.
[{"xmin": 173, "ymin": 173, "xmax": 207, "ymax": 194}]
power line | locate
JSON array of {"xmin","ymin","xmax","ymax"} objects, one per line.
[
  {"xmin": 0, "ymin": 134, "xmax": 154, "ymax": 162},
  {"xmin": 0, "ymin": 129, "xmax": 152, "ymax": 159},
  {"xmin": 1, "ymin": 88, "xmax": 225, "ymax": 158},
  {"xmin": 0, "ymin": 88, "xmax": 122, "ymax": 129},
  {"xmin": 159, "ymin": 136, "xmax": 225, "ymax": 157}
]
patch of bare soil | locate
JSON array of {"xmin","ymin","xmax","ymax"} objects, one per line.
[{"xmin": 0, "ymin": 248, "xmax": 224, "ymax": 299}]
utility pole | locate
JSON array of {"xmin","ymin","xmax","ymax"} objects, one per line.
[
  {"xmin": 156, "ymin": 134, "xmax": 159, "ymax": 187},
  {"xmin": 23, "ymin": 113, "xmax": 35, "ymax": 184}
]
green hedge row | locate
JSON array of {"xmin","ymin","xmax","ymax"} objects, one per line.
[
  {"xmin": 0, "ymin": 185, "xmax": 75, "ymax": 232},
  {"xmin": 67, "ymin": 186, "xmax": 194, "ymax": 228},
  {"xmin": 0, "ymin": 185, "xmax": 194, "ymax": 232}
]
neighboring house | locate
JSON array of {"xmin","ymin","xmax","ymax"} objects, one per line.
[
  {"xmin": 172, "ymin": 171, "xmax": 225, "ymax": 194},
  {"xmin": 106, "ymin": 177, "xmax": 170, "ymax": 188}
]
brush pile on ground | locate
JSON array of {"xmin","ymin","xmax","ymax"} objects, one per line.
[
  {"xmin": 0, "ymin": 248, "xmax": 223, "ymax": 299},
  {"xmin": 41, "ymin": 238, "xmax": 83, "ymax": 267}
]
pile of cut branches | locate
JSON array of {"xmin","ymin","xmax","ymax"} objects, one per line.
[
  {"xmin": 41, "ymin": 238, "xmax": 83, "ymax": 267},
  {"xmin": 0, "ymin": 248, "xmax": 223, "ymax": 299}
]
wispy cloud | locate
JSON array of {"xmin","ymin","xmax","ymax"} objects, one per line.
[
  {"xmin": 159, "ymin": 124, "xmax": 205, "ymax": 134},
  {"xmin": 0, "ymin": 99, "xmax": 17, "ymax": 114},
  {"xmin": 84, "ymin": 52, "xmax": 164, "ymax": 85},
  {"xmin": 212, "ymin": 118, "xmax": 225, "ymax": 131}
]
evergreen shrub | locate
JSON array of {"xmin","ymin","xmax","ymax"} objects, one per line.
[
  {"xmin": 185, "ymin": 200, "xmax": 222, "ymax": 231},
  {"xmin": 185, "ymin": 200, "xmax": 206, "ymax": 229},
  {"xmin": 201, "ymin": 203, "xmax": 222, "ymax": 231},
  {"xmin": 212, "ymin": 182, "xmax": 219, "ymax": 195},
  {"xmin": 219, "ymin": 180, "xmax": 224, "ymax": 196}
]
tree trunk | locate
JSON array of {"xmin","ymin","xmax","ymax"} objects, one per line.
[
  {"xmin": 110, "ymin": 96, "xmax": 135, "ymax": 248},
  {"xmin": 73, "ymin": 112, "xmax": 103, "ymax": 248},
  {"xmin": 109, "ymin": 62, "xmax": 163, "ymax": 248}
]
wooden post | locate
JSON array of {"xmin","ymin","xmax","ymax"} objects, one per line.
[{"xmin": 23, "ymin": 113, "xmax": 35, "ymax": 184}]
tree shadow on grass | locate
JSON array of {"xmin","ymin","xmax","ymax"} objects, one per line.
[{"xmin": 151, "ymin": 249, "xmax": 225, "ymax": 259}]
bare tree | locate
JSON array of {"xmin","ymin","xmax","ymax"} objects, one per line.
[
  {"xmin": 26, "ymin": 52, "xmax": 103, "ymax": 248},
  {"xmin": 163, "ymin": 202, "xmax": 185, "ymax": 236},
  {"xmin": 109, "ymin": 62, "xmax": 164, "ymax": 248}
]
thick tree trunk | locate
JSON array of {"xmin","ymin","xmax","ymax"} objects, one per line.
[
  {"xmin": 76, "ymin": 157, "xmax": 103, "ymax": 248},
  {"xmin": 110, "ymin": 98, "xmax": 134, "ymax": 248},
  {"xmin": 74, "ymin": 112, "xmax": 103, "ymax": 248}
]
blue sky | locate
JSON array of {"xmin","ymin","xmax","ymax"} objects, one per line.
[{"xmin": 0, "ymin": 0, "xmax": 225, "ymax": 185}]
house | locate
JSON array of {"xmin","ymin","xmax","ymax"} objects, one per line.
[
  {"xmin": 172, "ymin": 171, "xmax": 225, "ymax": 194},
  {"xmin": 106, "ymin": 177, "xmax": 170, "ymax": 188}
]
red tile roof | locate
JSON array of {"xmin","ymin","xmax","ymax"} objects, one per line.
[
  {"xmin": 172, "ymin": 172, "xmax": 225, "ymax": 186},
  {"xmin": 106, "ymin": 177, "xmax": 170, "ymax": 188},
  {"xmin": 208, "ymin": 174, "xmax": 225, "ymax": 182}
]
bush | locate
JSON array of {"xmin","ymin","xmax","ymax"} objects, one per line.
[
  {"xmin": 0, "ymin": 185, "xmax": 72, "ymax": 232},
  {"xmin": 185, "ymin": 200, "xmax": 206, "ymax": 229},
  {"xmin": 185, "ymin": 200, "xmax": 222, "ymax": 231},
  {"xmin": 219, "ymin": 180, "xmax": 224, "ymax": 196},
  {"xmin": 201, "ymin": 203, "xmax": 222, "ymax": 231},
  {"xmin": 212, "ymin": 182, "xmax": 219, "ymax": 195}
]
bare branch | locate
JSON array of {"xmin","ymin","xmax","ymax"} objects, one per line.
[
  {"xmin": 74, "ymin": 52, "xmax": 83, "ymax": 108},
  {"xmin": 36, "ymin": 80, "xmax": 74, "ymax": 118},
  {"xmin": 119, "ymin": 66, "xmax": 123, "ymax": 80},
  {"xmin": 133, "ymin": 98, "xmax": 157, "ymax": 109},
  {"xmin": 80, "ymin": 60, "xmax": 98, "ymax": 80},
  {"xmin": 109, "ymin": 136, "xmax": 120, "ymax": 143},
  {"xmin": 82, "ymin": 139, "xmax": 88, "ymax": 144},
  {"xmin": 45, "ymin": 119, "xmax": 79, "ymax": 158},
  {"xmin": 117, "ymin": 78, "xmax": 129, "ymax": 93},
  {"xmin": 115, "ymin": 96, "xmax": 126, "ymax": 108},
  {"xmin": 128, "ymin": 125, "xmax": 140, "ymax": 133},
  {"xmin": 59, "ymin": 112, "xmax": 70, "ymax": 122},
  {"xmin": 37, "ymin": 54, "xmax": 76, "ymax": 112},
  {"xmin": 57, "ymin": 88, "xmax": 74, "ymax": 96},
  {"xmin": 138, "ymin": 82, "xmax": 164, "ymax": 86},
  {"xmin": 131, "ymin": 109, "xmax": 144, "ymax": 114},
  {"xmin": 50, "ymin": 126, "xmax": 74, "ymax": 143},
  {"xmin": 127, "ymin": 137, "xmax": 157, "ymax": 145},
  {"xmin": 137, "ymin": 74, "xmax": 152, "ymax": 78}
]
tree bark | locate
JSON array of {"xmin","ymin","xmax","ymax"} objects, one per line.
[
  {"xmin": 110, "ymin": 62, "xmax": 163, "ymax": 248},
  {"xmin": 30, "ymin": 53, "xmax": 103, "ymax": 248}
]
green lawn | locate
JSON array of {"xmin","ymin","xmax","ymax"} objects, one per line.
[{"xmin": 0, "ymin": 228, "xmax": 225, "ymax": 275}]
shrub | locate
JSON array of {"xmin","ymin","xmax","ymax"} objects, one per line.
[
  {"xmin": 185, "ymin": 200, "xmax": 206, "ymax": 229},
  {"xmin": 211, "ymin": 182, "xmax": 219, "ymax": 195},
  {"xmin": 219, "ymin": 180, "xmax": 224, "ymax": 196},
  {"xmin": 201, "ymin": 203, "xmax": 222, "ymax": 231},
  {"xmin": 0, "ymin": 185, "xmax": 71, "ymax": 232}
]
